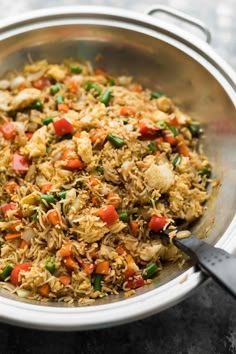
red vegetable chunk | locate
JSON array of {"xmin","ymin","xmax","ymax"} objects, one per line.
[
  {"xmin": 98, "ymin": 205, "xmax": 119, "ymax": 226},
  {"xmin": 139, "ymin": 121, "xmax": 160, "ymax": 138},
  {"xmin": 33, "ymin": 77, "xmax": 50, "ymax": 90},
  {"xmin": 148, "ymin": 215, "xmax": 167, "ymax": 232},
  {"xmin": 10, "ymin": 263, "xmax": 32, "ymax": 286},
  {"xmin": 0, "ymin": 123, "xmax": 16, "ymax": 140},
  {"xmin": 1, "ymin": 203, "xmax": 23, "ymax": 219},
  {"xmin": 12, "ymin": 153, "xmax": 29, "ymax": 172},
  {"xmin": 126, "ymin": 275, "xmax": 145, "ymax": 289},
  {"xmin": 53, "ymin": 118, "xmax": 73, "ymax": 137}
]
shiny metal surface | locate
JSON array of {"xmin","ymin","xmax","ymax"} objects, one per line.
[{"xmin": 0, "ymin": 6, "xmax": 235, "ymax": 330}]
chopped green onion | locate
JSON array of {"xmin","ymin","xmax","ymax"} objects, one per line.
[
  {"xmin": 50, "ymin": 83, "xmax": 61, "ymax": 95},
  {"xmin": 123, "ymin": 120, "xmax": 129, "ymax": 125},
  {"xmin": 150, "ymin": 197, "xmax": 159, "ymax": 205},
  {"xmin": 40, "ymin": 194, "xmax": 55, "ymax": 203},
  {"xmin": 172, "ymin": 154, "xmax": 182, "ymax": 168},
  {"xmin": 84, "ymin": 82, "xmax": 101, "ymax": 96},
  {"xmin": 199, "ymin": 167, "xmax": 211, "ymax": 178},
  {"xmin": 58, "ymin": 191, "xmax": 67, "ymax": 199},
  {"xmin": 55, "ymin": 95, "xmax": 64, "ymax": 106},
  {"xmin": 148, "ymin": 142, "xmax": 157, "ymax": 153},
  {"xmin": 43, "ymin": 117, "xmax": 54, "ymax": 125},
  {"xmin": 69, "ymin": 64, "xmax": 82, "ymax": 74},
  {"xmin": 95, "ymin": 166, "xmax": 104, "ymax": 175},
  {"xmin": 118, "ymin": 211, "xmax": 129, "ymax": 223},
  {"xmin": 100, "ymin": 89, "xmax": 112, "ymax": 106},
  {"xmin": 151, "ymin": 91, "xmax": 163, "ymax": 99},
  {"xmin": 107, "ymin": 134, "xmax": 125, "ymax": 148},
  {"xmin": 60, "ymin": 133, "xmax": 73, "ymax": 140},
  {"xmin": 189, "ymin": 123, "xmax": 200, "ymax": 137},
  {"xmin": 32, "ymin": 211, "xmax": 38, "ymax": 221},
  {"xmin": 0, "ymin": 264, "xmax": 13, "ymax": 281},
  {"xmin": 94, "ymin": 274, "xmax": 103, "ymax": 291},
  {"xmin": 169, "ymin": 125, "xmax": 178, "ymax": 136},
  {"xmin": 45, "ymin": 258, "xmax": 56, "ymax": 274},
  {"xmin": 156, "ymin": 120, "xmax": 166, "ymax": 129},
  {"xmin": 31, "ymin": 99, "xmax": 43, "ymax": 111},
  {"xmin": 142, "ymin": 262, "xmax": 158, "ymax": 279},
  {"xmin": 107, "ymin": 77, "xmax": 115, "ymax": 86},
  {"xmin": 132, "ymin": 213, "xmax": 138, "ymax": 220}
]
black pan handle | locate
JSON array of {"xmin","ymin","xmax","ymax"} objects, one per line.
[{"xmin": 174, "ymin": 236, "xmax": 236, "ymax": 299}]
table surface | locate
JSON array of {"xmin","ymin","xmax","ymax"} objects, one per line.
[{"xmin": 0, "ymin": 0, "xmax": 235, "ymax": 353}]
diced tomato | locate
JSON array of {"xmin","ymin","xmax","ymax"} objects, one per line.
[
  {"xmin": 12, "ymin": 153, "xmax": 29, "ymax": 172},
  {"xmin": 139, "ymin": 121, "xmax": 160, "ymax": 139},
  {"xmin": 82, "ymin": 262, "xmax": 95, "ymax": 275},
  {"xmin": 98, "ymin": 205, "xmax": 119, "ymax": 226},
  {"xmin": 33, "ymin": 77, "xmax": 50, "ymax": 90},
  {"xmin": 53, "ymin": 118, "xmax": 74, "ymax": 137},
  {"xmin": 148, "ymin": 215, "xmax": 167, "ymax": 232},
  {"xmin": 120, "ymin": 106, "xmax": 136, "ymax": 117},
  {"xmin": 0, "ymin": 123, "xmax": 16, "ymax": 140},
  {"xmin": 95, "ymin": 261, "xmax": 110, "ymax": 275},
  {"xmin": 162, "ymin": 130, "xmax": 177, "ymax": 145},
  {"xmin": 169, "ymin": 116, "xmax": 180, "ymax": 127},
  {"xmin": 10, "ymin": 263, "xmax": 32, "ymax": 285},
  {"xmin": 1, "ymin": 203, "xmax": 17, "ymax": 216},
  {"xmin": 126, "ymin": 275, "xmax": 145, "ymax": 289}
]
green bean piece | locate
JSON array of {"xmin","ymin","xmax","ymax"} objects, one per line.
[
  {"xmin": 84, "ymin": 82, "xmax": 101, "ymax": 96},
  {"xmin": 100, "ymin": 89, "xmax": 112, "ymax": 106},
  {"xmin": 172, "ymin": 154, "xmax": 182, "ymax": 168},
  {"xmin": 32, "ymin": 99, "xmax": 43, "ymax": 111},
  {"xmin": 189, "ymin": 123, "xmax": 200, "ymax": 137},
  {"xmin": 0, "ymin": 264, "xmax": 13, "ymax": 281},
  {"xmin": 55, "ymin": 95, "xmax": 64, "ymax": 106},
  {"xmin": 95, "ymin": 166, "xmax": 104, "ymax": 175},
  {"xmin": 199, "ymin": 167, "xmax": 211, "ymax": 178},
  {"xmin": 118, "ymin": 212, "xmax": 129, "ymax": 223},
  {"xmin": 32, "ymin": 211, "xmax": 39, "ymax": 221},
  {"xmin": 50, "ymin": 83, "xmax": 61, "ymax": 95},
  {"xmin": 142, "ymin": 262, "xmax": 158, "ymax": 279},
  {"xmin": 148, "ymin": 142, "xmax": 157, "ymax": 153},
  {"xmin": 43, "ymin": 117, "xmax": 54, "ymax": 125},
  {"xmin": 40, "ymin": 194, "xmax": 55, "ymax": 203},
  {"xmin": 45, "ymin": 258, "xmax": 56, "ymax": 274},
  {"xmin": 58, "ymin": 191, "xmax": 67, "ymax": 199},
  {"xmin": 107, "ymin": 77, "xmax": 115, "ymax": 86},
  {"xmin": 151, "ymin": 91, "xmax": 163, "ymax": 99},
  {"xmin": 156, "ymin": 120, "xmax": 166, "ymax": 129},
  {"xmin": 123, "ymin": 120, "xmax": 129, "ymax": 125},
  {"xmin": 94, "ymin": 274, "xmax": 103, "ymax": 291},
  {"xmin": 60, "ymin": 133, "xmax": 73, "ymax": 140},
  {"xmin": 107, "ymin": 134, "xmax": 125, "ymax": 148},
  {"xmin": 169, "ymin": 125, "xmax": 178, "ymax": 137},
  {"xmin": 69, "ymin": 64, "xmax": 82, "ymax": 74}
]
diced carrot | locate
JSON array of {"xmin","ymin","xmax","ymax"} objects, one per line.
[
  {"xmin": 130, "ymin": 220, "xmax": 139, "ymax": 237},
  {"xmin": 120, "ymin": 106, "xmax": 136, "ymax": 117},
  {"xmin": 4, "ymin": 181, "xmax": 18, "ymax": 193},
  {"xmin": 20, "ymin": 239, "xmax": 28, "ymax": 249},
  {"xmin": 59, "ymin": 275, "xmax": 71, "ymax": 286},
  {"xmin": 68, "ymin": 79, "xmax": 79, "ymax": 93},
  {"xmin": 74, "ymin": 132, "xmax": 81, "ymax": 138},
  {"xmin": 130, "ymin": 84, "xmax": 142, "ymax": 93},
  {"xmin": 9, "ymin": 221, "xmax": 21, "ymax": 233},
  {"xmin": 59, "ymin": 242, "xmax": 72, "ymax": 258},
  {"xmin": 88, "ymin": 248, "xmax": 98, "ymax": 259},
  {"xmin": 107, "ymin": 192, "xmax": 121, "ymax": 209},
  {"xmin": 170, "ymin": 116, "xmax": 180, "ymax": 127},
  {"xmin": 82, "ymin": 262, "xmax": 95, "ymax": 275},
  {"xmin": 162, "ymin": 130, "xmax": 177, "ymax": 145},
  {"xmin": 177, "ymin": 137, "xmax": 190, "ymax": 157},
  {"xmin": 116, "ymin": 246, "xmax": 126, "ymax": 255},
  {"xmin": 18, "ymin": 83, "xmax": 26, "ymax": 91},
  {"xmin": 65, "ymin": 158, "xmax": 85, "ymax": 170},
  {"xmin": 10, "ymin": 263, "xmax": 32, "ymax": 285},
  {"xmin": 41, "ymin": 183, "xmax": 52, "ymax": 194},
  {"xmin": 94, "ymin": 68, "xmax": 105, "ymax": 75},
  {"xmin": 123, "ymin": 255, "xmax": 138, "ymax": 279},
  {"xmin": 154, "ymin": 137, "xmax": 164, "ymax": 145},
  {"xmin": 5, "ymin": 233, "xmax": 22, "ymax": 241},
  {"xmin": 64, "ymin": 257, "xmax": 77, "ymax": 270},
  {"xmin": 92, "ymin": 196, "xmax": 99, "ymax": 206},
  {"xmin": 47, "ymin": 209, "xmax": 61, "ymax": 225},
  {"xmin": 89, "ymin": 177, "xmax": 99, "ymax": 186},
  {"xmin": 39, "ymin": 283, "xmax": 50, "ymax": 297},
  {"xmin": 95, "ymin": 261, "xmax": 110, "ymax": 275},
  {"xmin": 90, "ymin": 130, "xmax": 106, "ymax": 145},
  {"xmin": 98, "ymin": 205, "xmax": 119, "ymax": 226},
  {"xmin": 25, "ymin": 132, "xmax": 33, "ymax": 140},
  {"xmin": 58, "ymin": 103, "xmax": 69, "ymax": 113},
  {"xmin": 60, "ymin": 148, "xmax": 76, "ymax": 161}
]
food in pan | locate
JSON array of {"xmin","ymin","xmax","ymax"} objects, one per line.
[{"xmin": 0, "ymin": 60, "xmax": 211, "ymax": 303}]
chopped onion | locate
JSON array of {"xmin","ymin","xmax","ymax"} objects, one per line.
[
  {"xmin": 81, "ymin": 115, "xmax": 91, "ymax": 124},
  {"xmin": 16, "ymin": 289, "xmax": 31, "ymax": 298},
  {"xmin": 26, "ymin": 69, "xmax": 45, "ymax": 82},
  {"xmin": 22, "ymin": 227, "xmax": 35, "ymax": 243},
  {"xmin": 10, "ymin": 76, "xmax": 25, "ymax": 90},
  {"xmin": 0, "ymin": 80, "xmax": 10, "ymax": 90}
]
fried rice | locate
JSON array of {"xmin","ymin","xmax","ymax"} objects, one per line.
[{"xmin": 0, "ymin": 59, "xmax": 211, "ymax": 303}]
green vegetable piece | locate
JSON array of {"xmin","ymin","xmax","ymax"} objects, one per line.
[
  {"xmin": 0, "ymin": 264, "xmax": 13, "ymax": 281},
  {"xmin": 95, "ymin": 166, "xmax": 104, "ymax": 175},
  {"xmin": 151, "ymin": 91, "xmax": 163, "ymax": 99},
  {"xmin": 172, "ymin": 154, "xmax": 182, "ymax": 168},
  {"xmin": 58, "ymin": 191, "xmax": 67, "ymax": 199},
  {"xmin": 132, "ymin": 213, "xmax": 139, "ymax": 220},
  {"xmin": 142, "ymin": 262, "xmax": 158, "ymax": 279},
  {"xmin": 84, "ymin": 82, "xmax": 101, "ymax": 96},
  {"xmin": 107, "ymin": 77, "xmax": 115, "ymax": 86},
  {"xmin": 107, "ymin": 134, "xmax": 125, "ymax": 148},
  {"xmin": 43, "ymin": 117, "xmax": 54, "ymax": 125},
  {"xmin": 123, "ymin": 120, "xmax": 129, "ymax": 125},
  {"xmin": 169, "ymin": 125, "xmax": 178, "ymax": 137},
  {"xmin": 156, "ymin": 120, "xmax": 166, "ymax": 129},
  {"xmin": 55, "ymin": 95, "xmax": 64, "ymax": 106},
  {"xmin": 189, "ymin": 123, "xmax": 200, "ymax": 137},
  {"xmin": 45, "ymin": 258, "xmax": 56, "ymax": 274},
  {"xmin": 118, "ymin": 211, "xmax": 129, "ymax": 223},
  {"xmin": 40, "ymin": 194, "xmax": 55, "ymax": 203},
  {"xmin": 32, "ymin": 211, "xmax": 38, "ymax": 221},
  {"xmin": 50, "ymin": 83, "xmax": 61, "ymax": 95},
  {"xmin": 69, "ymin": 64, "xmax": 82, "ymax": 74},
  {"xmin": 148, "ymin": 142, "xmax": 157, "ymax": 153},
  {"xmin": 32, "ymin": 99, "xmax": 43, "ymax": 111},
  {"xmin": 94, "ymin": 273, "xmax": 103, "ymax": 291},
  {"xmin": 84, "ymin": 81, "xmax": 93, "ymax": 91},
  {"xmin": 100, "ymin": 89, "xmax": 112, "ymax": 106},
  {"xmin": 60, "ymin": 133, "xmax": 73, "ymax": 140},
  {"xmin": 199, "ymin": 167, "xmax": 211, "ymax": 178}
]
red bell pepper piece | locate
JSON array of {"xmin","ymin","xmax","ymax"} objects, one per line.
[
  {"xmin": 126, "ymin": 275, "xmax": 145, "ymax": 289},
  {"xmin": 139, "ymin": 121, "xmax": 160, "ymax": 139},
  {"xmin": 53, "ymin": 118, "xmax": 74, "ymax": 137},
  {"xmin": 162, "ymin": 130, "xmax": 177, "ymax": 145},
  {"xmin": 10, "ymin": 263, "xmax": 32, "ymax": 286},
  {"xmin": 12, "ymin": 153, "xmax": 29, "ymax": 172},
  {"xmin": 33, "ymin": 77, "xmax": 50, "ymax": 90},
  {"xmin": 0, "ymin": 123, "xmax": 16, "ymax": 140},
  {"xmin": 98, "ymin": 205, "xmax": 119, "ymax": 226},
  {"xmin": 148, "ymin": 215, "xmax": 167, "ymax": 232},
  {"xmin": 1, "ymin": 203, "xmax": 23, "ymax": 219}
]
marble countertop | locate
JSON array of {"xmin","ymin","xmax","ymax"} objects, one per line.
[{"xmin": 0, "ymin": 1, "xmax": 235, "ymax": 353}]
